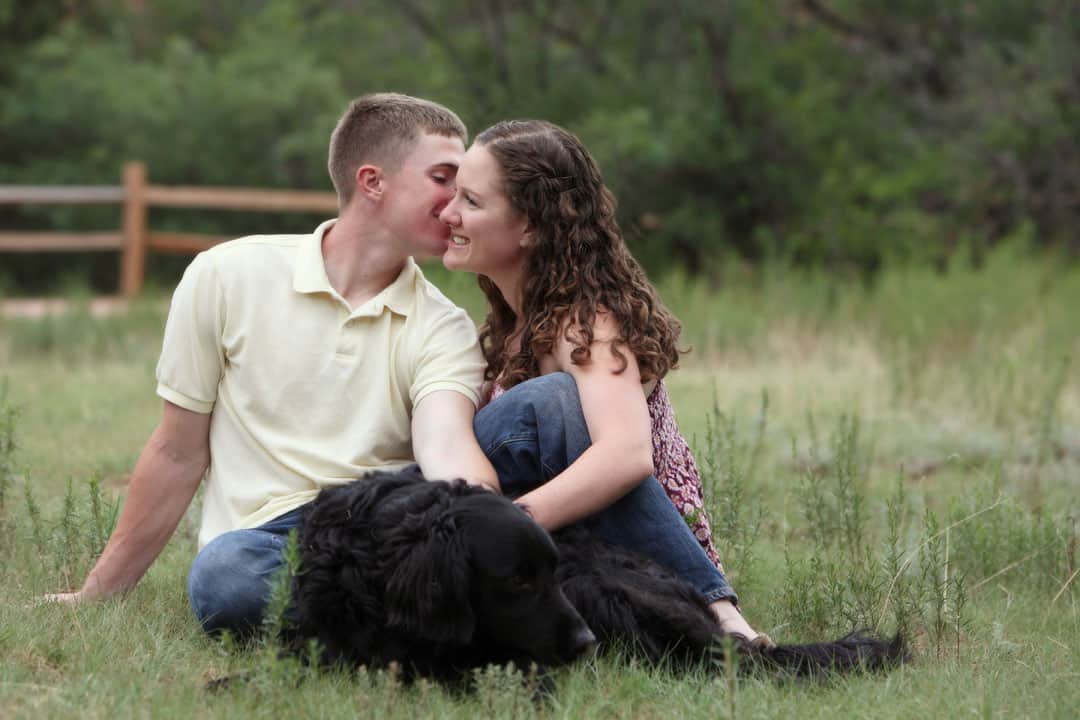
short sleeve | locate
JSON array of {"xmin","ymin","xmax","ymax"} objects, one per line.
[
  {"xmin": 155, "ymin": 251, "xmax": 226, "ymax": 414},
  {"xmin": 410, "ymin": 307, "xmax": 485, "ymax": 409}
]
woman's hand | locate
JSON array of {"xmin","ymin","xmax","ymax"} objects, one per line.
[{"xmin": 516, "ymin": 312, "xmax": 654, "ymax": 529}]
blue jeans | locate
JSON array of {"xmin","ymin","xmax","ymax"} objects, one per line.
[
  {"xmin": 188, "ymin": 373, "xmax": 735, "ymax": 637},
  {"xmin": 187, "ymin": 505, "xmax": 305, "ymax": 636},
  {"xmin": 474, "ymin": 372, "xmax": 736, "ymax": 605}
]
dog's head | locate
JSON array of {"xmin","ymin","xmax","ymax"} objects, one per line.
[{"xmin": 380, "ymin": 482, "xmax": 596, "ymax": 666}]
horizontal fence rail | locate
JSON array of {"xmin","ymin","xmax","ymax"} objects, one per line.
[
  {"xmin": 0, "ymin": 161, "xmax": 338, "ymax": 296},
  {"xmin": 0, "ymin": 186, "xmax": 126, "ymax": 204},
  {"xmin": 0, "ymin": 232, "xmax": 125, "ymax": 252},
  {"xmin": 144, "ymin": 186, "xmax": 339, "ymax": 212}
]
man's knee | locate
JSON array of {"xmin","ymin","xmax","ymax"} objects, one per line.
[{"xmin": 187, "ymin": 531, "xmax": 282, "ymax": 636}]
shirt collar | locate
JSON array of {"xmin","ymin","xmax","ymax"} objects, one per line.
[
  {"xmin": 293, "ymin": 219, "xmax": 418, "ymax": 316},
  {"xmin": 293, "ymin": 219, "xmax": 337, "ymax": 295}
]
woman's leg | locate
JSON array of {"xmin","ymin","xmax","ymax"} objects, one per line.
[
  {"xmin": 475, "ymin": 373, "xmax": 770, "ymax": 642},
  {"xmin": 475, "ymin": 373, "xmax": 737, "ymax": 603}
]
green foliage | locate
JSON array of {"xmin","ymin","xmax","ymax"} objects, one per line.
[
  {"xmin": 0, "ymin": 258, "xmax": 1078, "ymax": 716},
  {"xmin": 0, "ymin": 287, "xmax": 175, "ymax": 363},
  {"xmin": 0, "ymin": 378, "xmax": 15, "ymax": 511},
  {"xmin": 471, "ymin": 663, "xmax": 540, "ymax": 719},
  {"xmin": 795, "ymin": 413, "xmax": 872, "ymax": 556},
  {"xmin": 780, "ymin": 413, "xmax": 885, "ymax": 638},
  {"xmin": 17, "ymin": 472, "xmax": 121, "ymax": 588},
  {"xmin": 262, "ymin": 528, "xmax": 300, "ymax": 639},
  {"xmin": 2, "ymin": 0, "xmax": 1078, "ymax": 293},
  {"xmin": 883, "ymin": 473, "xmax": 918, "ymax": 639},
  {"xmin": 697, "ymin": 389, "xmax": 766, "ymax": 589},
  {"xmin": 947, "ymin": 476, "xmax": 1071, "ymax": 592}
]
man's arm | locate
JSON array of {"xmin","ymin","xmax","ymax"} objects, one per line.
[
  {"xmin": 47, "ymin": 400, "xmax": 211, "ymax": 602},
  {"xmin": 412, "ymin": 390, "xmax": 499, "ymax": 492}
]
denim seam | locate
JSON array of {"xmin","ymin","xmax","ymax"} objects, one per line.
[
  {"xmin": 702, "ymin": 587, "xmax": 738, "ymax": 604},
  {"xmin": 484, "ymin": 434, "xmax": 538, "ymax": 457},
  {"xmin": 486, "ymin": 435, "xmax": 559, "ymax": 478}
]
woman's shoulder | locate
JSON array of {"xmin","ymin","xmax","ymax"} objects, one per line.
[{"xmin": 550, "ymin": 308, "xmax": 620, "ymax": 366}]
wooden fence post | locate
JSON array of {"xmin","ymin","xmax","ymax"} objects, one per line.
[{"xmin": 120, "ymin": 161, "xmax": 148, "ymax": 297}]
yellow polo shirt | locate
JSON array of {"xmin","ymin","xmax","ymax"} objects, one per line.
[{"xmin": 155, "ymin": 219, "xmax": 485, "ymax": 547}]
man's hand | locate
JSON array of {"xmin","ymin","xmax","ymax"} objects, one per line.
[
  {"xmin": 44, "ymin": 400, "xmax": 211, "ymax": 603},
  {"xmin": 43, "ymin": 592, "xmax": 81, "ymax": 604},
  {"xmin": 412, "ymin": 390, "xmax": 499, "ymax": 492}
]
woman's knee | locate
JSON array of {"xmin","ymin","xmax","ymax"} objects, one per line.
[
  {"xmin": 505, "ymin": 372, "xmax": 584, "ymax": 423},
  {"xmin": 478, "ymin": 373, "xmax": 580, "ymax": 434},
  {"xmin": 524, "ymin": 372, "xmax": 577, "ymax": 403}
]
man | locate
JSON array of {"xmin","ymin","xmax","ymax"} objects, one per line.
[{"xmin": 48, "ymin": 94, "xmax": 498, "ymax": 636}]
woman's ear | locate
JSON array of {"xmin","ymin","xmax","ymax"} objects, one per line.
[{"xmin": 519, "ymin": 223, "xmax": 534, "ymax": 249}]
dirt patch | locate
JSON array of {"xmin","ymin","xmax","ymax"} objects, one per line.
[{"xmin": 0, "ymin": 296, "xmax": 130, "ymax": 318}]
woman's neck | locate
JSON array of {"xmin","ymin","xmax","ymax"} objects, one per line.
[{"xmin": 487, "ymin": 269, "xmax": 524, "ymax": 317}]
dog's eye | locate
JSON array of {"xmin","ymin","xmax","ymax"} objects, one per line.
[{"xmin": 507, "ymin": 574, "xmax": 534, "ymax": 592}]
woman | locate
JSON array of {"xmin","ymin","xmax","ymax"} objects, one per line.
[{"xmin": 439, "ymin": 120, "xmax": 768, "ymax": 644}]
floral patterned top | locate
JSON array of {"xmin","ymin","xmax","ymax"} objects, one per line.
[{"xmin": 487, "ymin": 378, "xmax": 723, "ymax": 571}]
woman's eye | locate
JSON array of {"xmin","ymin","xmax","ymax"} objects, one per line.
[{"xmin": 466, "ymin": 195, "xmax": 478, "ymax": 207}]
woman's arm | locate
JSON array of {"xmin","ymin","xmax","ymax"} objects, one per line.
[{"xmin": 516, "ymin": 313, "xmax": 654, "ymax": 530}]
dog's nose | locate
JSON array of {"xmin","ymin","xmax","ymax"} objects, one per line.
[{"xmin": 571, "ymin": 625, "xmax": 598, "ymax": 658}]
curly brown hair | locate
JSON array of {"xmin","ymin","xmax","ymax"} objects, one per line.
[{"xmin": 474, "ymin": 120, "xmax": 683, "ymax": 389}]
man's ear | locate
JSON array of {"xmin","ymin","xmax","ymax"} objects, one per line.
[{"xmin": 354, "ymin": 164, "xmax": 384, "ymax": 202}]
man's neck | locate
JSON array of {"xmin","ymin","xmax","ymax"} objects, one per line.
[{"xmin": 322, "ymin": 215, "xmax": 409, "ymax": 309}]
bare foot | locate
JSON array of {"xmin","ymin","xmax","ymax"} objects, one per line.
[{"xmin": 709, "ymin": 599, "xmax": 774, "ymax": 648}]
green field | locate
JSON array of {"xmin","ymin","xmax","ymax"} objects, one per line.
[{"xmin": 1, "ymin": 250, "xmax": 1078, "ymax": 718}]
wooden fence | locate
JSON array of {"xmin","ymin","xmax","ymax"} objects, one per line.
[{"xmin": 0, "ymin": 162, "xmax": 339, "ymax": 297}]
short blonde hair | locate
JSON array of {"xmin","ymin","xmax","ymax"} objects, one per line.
[{"xmin": 328, "ymin": 93, "xmax": 467, "ymax": 207}]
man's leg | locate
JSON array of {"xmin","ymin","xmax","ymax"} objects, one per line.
[
  {"xmin": 474, "ymin": 373, "xmax": 736, "ymax": 604},
  {"xmin": 187, "ymin": 506, "xmax": 304, "ymax": 637}
]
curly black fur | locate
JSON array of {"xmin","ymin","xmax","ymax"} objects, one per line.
[
  {"xmin": 553, "ymin": 524, "xmax": 904, "ymax": 675},
  {"xmin": 293, "ymin": 467, "xmax": 595, "ymax": 682},
  {"xmin": 293, "ymin": 469, "xmax": 904, "ymax": 681}
]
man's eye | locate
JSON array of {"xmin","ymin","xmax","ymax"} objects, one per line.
[
  {"xmin": 432, "ymin": 175, "xmax": 448, "ymax": 184},
  {"xmin": 466, "ymin": 195, "xmax": 479, "ymax": 207}
]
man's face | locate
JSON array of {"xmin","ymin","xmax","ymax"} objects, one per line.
[{"xmin": 380, "ymin": 132, "xmax": 466, "ymax": 258}]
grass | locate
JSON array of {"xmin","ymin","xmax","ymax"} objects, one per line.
[{"xmin": 1, "ymin": 247, "xmax": 1078, "ymax": 718}]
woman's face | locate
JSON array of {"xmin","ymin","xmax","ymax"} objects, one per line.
[{"xmin": 439, "ymin": 144, "xmax": 530, "ymax": 279}]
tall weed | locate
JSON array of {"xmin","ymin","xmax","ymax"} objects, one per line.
[
  {"xmin": 794, "ymin": 413, "xmax": 872, "ymax": 557},
  {"xmin": 0, "ymin": 378, "xmax": 16, "ymax": 512},
  {"xmin": 947, "ymin": 475, "xmax": 1071, "ymax": 593},
  {"xmin": 697, "ymin": 388, "xmax": 767, "ymax": 588},
  {"xmin": 11, "ymin": 469, "xmax": 121, "ymax": 590}
]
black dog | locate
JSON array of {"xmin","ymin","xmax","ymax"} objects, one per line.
[
  {"xmin": 293, "ymin": 467, "xmax": 596, "ymax": 681},
  {"xmin": 553, "ymin": 524, "xmax": 903, "ymax": 675},
  {"xmin": 293, "ymin": 469, "xmax": 902, "ymax": 681}
]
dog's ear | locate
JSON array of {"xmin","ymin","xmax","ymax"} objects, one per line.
[{"xmin": 382, "ymin": 500, "xmax": 476, "ymax": 645}]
